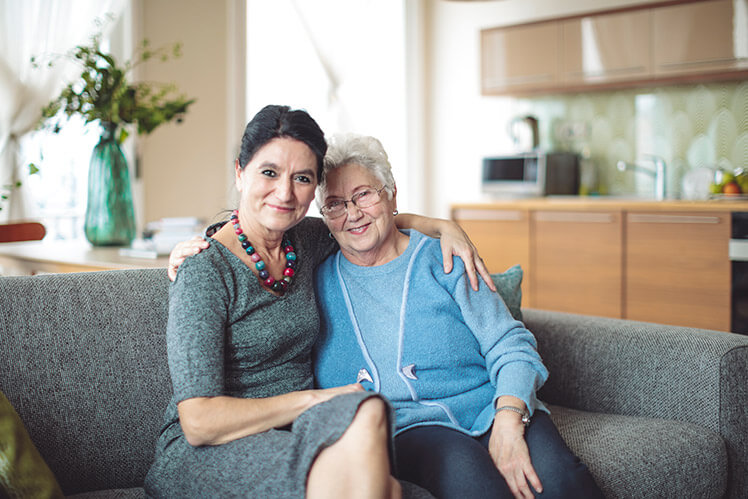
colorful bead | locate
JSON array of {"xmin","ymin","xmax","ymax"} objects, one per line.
[{"xmin": 231, "ymin": 209, "xmax": 296, "ymax": 296}]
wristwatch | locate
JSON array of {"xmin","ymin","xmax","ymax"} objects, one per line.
[{"xmin": 495, "ymin": 405, "xmax": 531, "ymax": 426}]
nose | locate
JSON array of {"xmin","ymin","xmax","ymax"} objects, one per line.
[
  {"xmin": 275, "ymin": 178, "xmax": 294, "ymax": 202},
  {"xmin": 344, "ymin": 200, "xmax": 364, "ymax": 219}
]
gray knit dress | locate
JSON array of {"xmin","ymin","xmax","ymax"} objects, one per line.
[{"xmin": 144, "ymin": 217, "xmax": 380, "ymax": 497}]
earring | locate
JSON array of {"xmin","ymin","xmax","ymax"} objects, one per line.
[
  {"xmin": 393, "ymin": 210, "xmax": 399, "ymax": 216},
  {"xmin": 328, "ymin": 232, "xmax": 334, "ymax": 239}
]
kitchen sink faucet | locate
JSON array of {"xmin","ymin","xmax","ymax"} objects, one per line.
[{"xmin": 616, "ymin": 155, "xmax": 667, "ymax": 200}]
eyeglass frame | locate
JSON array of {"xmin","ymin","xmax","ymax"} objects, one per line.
[{"xmin": 319, "ymin": 184, "xmax": 389, "ymax": 219}]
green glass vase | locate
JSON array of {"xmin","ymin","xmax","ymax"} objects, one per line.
[{"xmin": 84, "ymin": 122, "xmax": 136, "ymax": 246}]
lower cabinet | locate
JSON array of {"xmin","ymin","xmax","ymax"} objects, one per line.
[
  {"xmin": 532, "ymin": 211, "xmax": 623, "ymax": 318},
  {"xmin": 625, "ymin": 212, "xmax": 731, "ymax": 331},
  {"xmin": 453, "ymin": 205, "xmax": 733, "ymax": 331},
  {"xmin": 452, "ymin": 208, "xmax": 532, "ymax": 306}
]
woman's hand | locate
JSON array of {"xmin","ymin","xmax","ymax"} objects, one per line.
[
  {"xmin": 489, "ymin": 405, "xmax": 543, "ymax": 499},
  {"xmin": 438, "ymin": 221, "xmax": 496, "ymax": 292},
  {"xmin": 168, "ymin": 236, "xmax": 210, "ymax": 281}
]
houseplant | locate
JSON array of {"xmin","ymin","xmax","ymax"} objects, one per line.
[{"xmin": 34, "ymin": 32, "xmax": 195, "ymax": 246}]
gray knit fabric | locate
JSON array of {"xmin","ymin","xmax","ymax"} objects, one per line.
[
  {"xmin": 525, "ymin": 308, "xmax": 748, "ymax": 499},
  {"xmin": 549, "ymin": 404, "xmax": 727, "ymax": 498},
  {"xmin": 0, "ymin": 268, "xmax": 171, "ymax": 495}
]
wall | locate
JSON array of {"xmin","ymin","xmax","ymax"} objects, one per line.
[
  {"xmin": 423, "ymin": 0, "xmax": 745, "ymax": 217},
  {"xmin": 522, "ymin": 81, "xmax": 748, "ymax": 199},
  {"xmin": 137, "ymin": 0, "xmax": 244, "ymax": 226}
]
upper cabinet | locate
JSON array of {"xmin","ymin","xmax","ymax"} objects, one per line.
[
  {"xmin": 653, "ymin": 0, "xmax": 748, "ymax": 78},
  {"xmin": 481, "ymin": 23, "xmax": 561, "ymax": 94},
  {"xmin": 481, "ymin": 0, "xmax": 748, "ymax": 95},
  {"xmin": 561, "ymin": 10, "xmax": 651, "ymax": 86}
]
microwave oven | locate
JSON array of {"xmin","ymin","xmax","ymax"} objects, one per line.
[{"xmin": 481, "ymin": 152, "xmax": 580, "ymax": 197}]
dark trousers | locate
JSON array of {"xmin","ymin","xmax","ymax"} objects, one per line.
[{"xmin": 394, "ymin": 412, "xmax": 603, "ymax": 499}]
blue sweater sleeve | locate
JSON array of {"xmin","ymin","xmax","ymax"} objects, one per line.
[{"xmin": 451, "ymin": 263, "xmax": 548, "ymax": 415}]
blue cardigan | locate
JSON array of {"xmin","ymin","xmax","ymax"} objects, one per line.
[{"xmin": 313, "ymin": 230, "xmax": 548, "ymax": 436}]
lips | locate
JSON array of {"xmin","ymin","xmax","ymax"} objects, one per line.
[{"xmin": 347, "ymin": 223, "xmax": 370, "ymax": 234}]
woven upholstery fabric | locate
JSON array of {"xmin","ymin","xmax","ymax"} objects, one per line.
[
  {"xmin": 549, "ymin": 404, "xmax": 727, "ymax": 498},
  {"xmin": 0, "ymin": 269, "xmax": 170, "ymax": 496},
  {"xmin": 66, "ymin": 487, "xmax": 145, "ymax": 498},
  {"xmin": 525, "ymin": 308, "xmax": 748, "ymax": 499}
]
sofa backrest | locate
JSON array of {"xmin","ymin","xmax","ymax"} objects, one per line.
[{"xmin": 0, "ymin": 269, "xmax": 171, "ymax": 495}]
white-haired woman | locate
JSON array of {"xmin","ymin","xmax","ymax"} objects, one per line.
[{"xmin": 312, "ymin": 133, "xmax": 603, "ymax": 499}]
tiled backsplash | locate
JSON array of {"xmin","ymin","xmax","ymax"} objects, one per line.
[{"xmin": 521, "ymin": 81, "xmax": 748, "ymax": 198}]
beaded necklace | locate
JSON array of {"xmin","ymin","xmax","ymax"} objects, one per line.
[{"xmin": 230, "ymin": 210, "xmax": 297, "ymax": 295}]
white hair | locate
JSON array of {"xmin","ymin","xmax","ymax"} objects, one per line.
[{"xmin": 316, "ymin": 133, "xmax": 396, "ymax": 205}]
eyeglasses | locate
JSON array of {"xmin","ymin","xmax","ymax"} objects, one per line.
[{"xmin": 320, "ymin": 185, "xmax": 388, "ymax": 219}]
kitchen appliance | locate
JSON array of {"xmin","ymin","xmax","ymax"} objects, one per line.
[
  {"xmin": 508, "ymin": 115, "xmax": 539, "ymax": 152},
  {"xmin": 481, "ymin": 151, "xmax": 580, "ymax": 197},
  {"xmin": 730, "ymin": 212, "xmax": 748, "ymax": 334}
]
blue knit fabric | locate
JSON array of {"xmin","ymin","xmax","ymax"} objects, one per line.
[{"xmin": 313, "ymin": 229, "xmax": 548, "ymax": 436}]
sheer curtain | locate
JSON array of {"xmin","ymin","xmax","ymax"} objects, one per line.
[{"xmin": 0, "ymin": 0, "xmax": 125, "ymax": 223}]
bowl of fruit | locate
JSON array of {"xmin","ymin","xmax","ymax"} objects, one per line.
[{"xmin": 709, "ymin": 169, "xmax": 748, "ymax": 199}]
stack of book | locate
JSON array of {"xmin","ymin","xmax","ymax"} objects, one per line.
[{"xmin": 119, "ymin": 217, "xmax": 203, "ymax": 259}]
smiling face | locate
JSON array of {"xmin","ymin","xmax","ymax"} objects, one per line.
[
  {"xmin": 322, "ymin": 163, "xmax": 403, "ymax": 266},
  {"xmin": 235, "ymin": 137, "xmax": 318, "ymax": 236}
]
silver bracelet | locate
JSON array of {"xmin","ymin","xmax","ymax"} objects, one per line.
[{"xmin": 495, "ymin": 405, "xmax": 531, "ymax": 426}]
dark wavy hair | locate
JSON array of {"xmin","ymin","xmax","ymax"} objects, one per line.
[{"xmin": 237, "ymin": 105, "xmax": 327, "ymax": 178}]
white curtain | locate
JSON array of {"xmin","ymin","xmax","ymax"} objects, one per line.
[{"xmin": 0, "ymin": 0, "xmax": 125, "ymax": 222}]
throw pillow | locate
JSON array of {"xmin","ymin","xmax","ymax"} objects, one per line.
[
  {"xmin": 0, "ymin": 390, "xmax": 63, "ymax": 498},
  {"xmin": 491, "ymin": 264, "xmax": 523, "ymax": 321}
]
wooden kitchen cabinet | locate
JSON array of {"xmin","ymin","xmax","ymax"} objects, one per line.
[
  {"xmin": 562, "ymin": 9, "xmax": 652, "ymax": 86},
  {"xmin": 452, "ymin": 207, "xmax": 532, "ymax": 305},
  {"xmin": 625, "ymin": 212, "xmax": 731, "ymax": 331},
  {"xmin": 481, "ymin": 0, "xmax": 748, "ymax": 96},
  {"xmin": 481, "ymin": 22, "xmax": 561, "ymax": 95},
  {"xmin": 532, "ymin": 210, "xmax": 623, "ymax": 318},
  {"xmin": 653, "ymin": 0, "xmax": 748, "ymax": 79}
]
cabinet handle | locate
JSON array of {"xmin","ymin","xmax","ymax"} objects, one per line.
[
  {"xmin": 453, "ymin": 209, "xmax": 523, "ymax": 221},
  {"xmin": 628, "ymin": 214, "xmax": 721, "ymax": 224},
  {"xmin": 534, "ymin": 212, "xmax": 615, "ymax": 223}
]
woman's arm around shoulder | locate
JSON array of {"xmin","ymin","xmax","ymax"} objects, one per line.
[{"xmin": 395, "ymin": 213, "xmax": 496, "ymax": 292}]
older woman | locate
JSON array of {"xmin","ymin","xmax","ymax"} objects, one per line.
[
  {"xmin": 150, "ymin": 106, "xmax": 492, "ymax": 497},
  {"xmin": 312, "ymin": 134, "xmax": 603, "ymax": 499}
]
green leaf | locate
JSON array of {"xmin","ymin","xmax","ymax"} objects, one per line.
[{"xmin": 28, "ymin": 163, "xmax": 40, "ymax": 175}]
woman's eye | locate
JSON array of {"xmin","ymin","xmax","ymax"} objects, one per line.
[
  {"xmin": 295, "ymin": 175, "xmax": 312, "ymax": 184},
  {"xmin": 354, "ymin": 189, "xmax": 372, "ymax": 200}
]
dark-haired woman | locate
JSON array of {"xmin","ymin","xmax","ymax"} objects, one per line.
[{"xmin": 145, "ymin": 104, "xmax": 492, "ymax": 497}]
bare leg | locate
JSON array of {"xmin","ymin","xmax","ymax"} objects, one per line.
[{"xmin": 307, "ymin": 397, "xmax": 401, "ymax": 499}]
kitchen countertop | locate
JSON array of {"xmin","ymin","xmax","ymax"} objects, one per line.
[{"xmin": 452, "ymin": 196, "xmax": 748, "ymax": 213}]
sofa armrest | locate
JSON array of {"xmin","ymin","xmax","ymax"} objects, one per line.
[{"xmin": 523, "ymin": 308, "xmax": 748, "ymax": 497}]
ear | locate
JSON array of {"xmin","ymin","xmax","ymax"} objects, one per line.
[
  {"xmin": 235, "ymin": 159, "xmax": 243, "ymax": 192},
  {"xmin": 391, "ymin": 183, "xmax": 398, "ymax": 212}
]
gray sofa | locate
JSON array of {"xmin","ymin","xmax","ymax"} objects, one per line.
[{"xmin": 0, "ymin": 268, "xmax": 746, "ymax": 498}]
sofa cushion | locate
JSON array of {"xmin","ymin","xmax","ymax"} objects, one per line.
[
  {"xmin": 0, "ymin": 269, "xmax": 171, "ymax": 495},
  {"xmin": 66, "ymin": 487, "xmax": 145, "ymax": 498},
  {"xmin": 0, "ymin": 389, "xmax": 63, "ymax": 498},
  {"xmin": 549, "ymin": 404, "xmax": 727, "ymax": 499},
  {"xmin": 491, "ymin": 264, "xmax": 523, "ymax": 321}
]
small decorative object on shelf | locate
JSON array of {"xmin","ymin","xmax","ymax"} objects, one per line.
[{"xmin": 33, "ymin": 31, "xmax": 196, "ymax": 246}]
